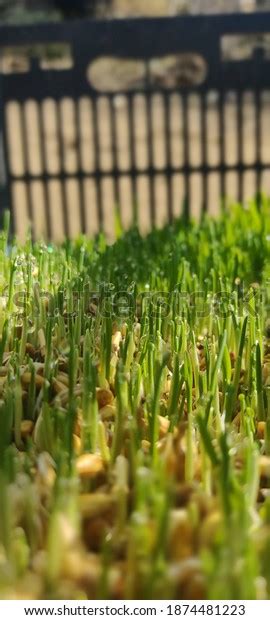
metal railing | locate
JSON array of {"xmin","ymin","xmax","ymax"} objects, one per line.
[{"xmin": 0, "ymin": 12, "xmax": 270, "ymax": 239}]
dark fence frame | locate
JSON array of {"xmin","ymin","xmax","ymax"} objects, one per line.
[{"xmin": 1, "ymin": 12, "xmax": 270, "ymax": 237}]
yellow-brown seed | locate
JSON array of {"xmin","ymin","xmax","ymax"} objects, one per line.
[
  {"xmin": 96, "ymin": 388, "xmax": 114, "ymax": 409},
  {"xmin": 257, "ymin": 421, "xmax": 266, "ymax": 440},
  {"xmin": 61, "ymin": 550, "xmax": 101, "ymax": 589},
  {"xmin": 79, "ymin": 493, "xmax": 116, "ymax": 519},
  {"xmin": 76, "ymin": 453, "xmax": 104, "ymax": 479},
  {"xmin": 158, "ymin": 415, "xmax": 170, "ymax": 438},
  {"xmin": 199, "ymin": 511, "xmax": 222, "ymax": 548},
  {"xmin": 21, "ymin": 372, "xmax": 45, "ymax": 389},
  {"xmin": 21, "ymin": 420, "xmax": 34, "ymax": 439},
  {"xmin": 25, "ymin": 343, "xmax": 36, "ymax": 358},
  {"xmin": 141, "ymin": 439, "xmax": 151, "ymax": 454},
  {"xmin": 259, "ymin": 455, "xmax": 270, "ymax": 478},
  {"xmin": 52, "ymin": 377, "xmax": 68, "ymax": 395},
  {"xmin": 56, "ymin": 372, "xmax": 69, "ymax": 387},
  {"xmin": 168, "ymin": 509, "xmax": 194, "ymax": 560},
  {"xmin": 99, "ymin": 404, "xmax": 116, "ymax": 422}
]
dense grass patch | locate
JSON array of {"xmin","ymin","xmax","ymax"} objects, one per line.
[{"xmin": 0, "ymin": 201, "xmax": 270, "ymax": 599}]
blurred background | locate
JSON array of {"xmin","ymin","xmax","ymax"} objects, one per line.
[
  {"xmin": 1, "ymin": 0, "xmax": 270, "ymax": 22},
  {"xmin": 1, "ymin": 1, "xmax": 270, "ymax": 241}
]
